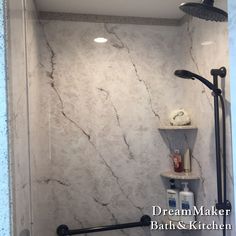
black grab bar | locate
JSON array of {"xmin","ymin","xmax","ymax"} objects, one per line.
[{"xmin": 57, "ymin": 215, "xmax": 151, "ymax": 236}]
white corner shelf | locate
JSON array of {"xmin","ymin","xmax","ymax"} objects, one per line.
[
  {"xmin": 158, "ymin": 125, "xmax": 197, "ymax": 131},
  {"xmin": 162, "ymin": 218, "xmax": 201, "ymax": 231},
  {"xmin": 160, "ymin": 171, "xmax": 200, "ymax": 180}
]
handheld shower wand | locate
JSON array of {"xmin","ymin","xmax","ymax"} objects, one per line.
[
  {"xmin": 174, "ymin": 67, "xmax": 231, "ymax": 236},
  {"xmin": 174, "ymin": 70, "xmax": 222, "ymax": 95}
]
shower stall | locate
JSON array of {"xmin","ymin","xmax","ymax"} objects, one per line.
[{"xmin": 5, "ymin": 0, "xmax": 236, "ymax": 236}]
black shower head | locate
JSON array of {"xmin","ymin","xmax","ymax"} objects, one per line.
[
  {"xmin": 174, "ymin": 69, "xmax": 222, "ymax": 94},
  {"xmin": 179, "ymin": 0, "xmax": 228, "ymax": 22},
  {"xmin": 174, "ymin": 70, "xmax": 196, "ymax": 79}
]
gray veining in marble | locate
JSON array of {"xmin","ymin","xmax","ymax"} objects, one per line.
[
  {"xmin": 33, "ymin": 13, "xmax": 232, "ymax": 235},
  {"xmin": 37, "ymin": 20, "xmax": 189, "ymax": 236},
  {"xmin": 8, "ymin": 0, "xmax": 235, "ymax": 236}
]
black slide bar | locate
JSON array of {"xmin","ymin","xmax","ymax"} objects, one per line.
[{"xmin": 57, "ymin": 215, "xmax": 151, "ymax": 236}]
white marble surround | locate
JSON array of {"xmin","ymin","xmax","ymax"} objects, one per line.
[
  {"xmin": 8, "ymin": 0, "xmax": 235, "ymax": 235},
  {"xmin": 38, "ymin": 21, "xmax": 186, "ymax": 236},
  {"xmin": 8, "ymin": 0, "xmax": 33, "ymax": 235},
  {"xmin": 34, "ymin": 15, "xmax": 233, "ymax": 236},
  {"xmin": 8, "ymin": 0, "xmax": 51, "ymax": 235},
  {"xmin": 179, "ymin": 17, "xmax": 234, "ymax": 236}
]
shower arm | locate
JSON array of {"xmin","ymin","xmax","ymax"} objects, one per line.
[{"xmin": 202, "ymin": 0, "xmax": 214, "ymax": 6}]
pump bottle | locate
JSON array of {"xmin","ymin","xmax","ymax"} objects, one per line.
[
  {"xmin": 179, "ymin": 182, "xmax": 195, "ymax": 224},
  {"xmin": 166, "ymin": 179, "xmax": 179, "ymax": 221}
]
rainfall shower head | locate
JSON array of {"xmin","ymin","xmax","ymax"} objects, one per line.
[
  {"xmin": 179, "ymin": 0, "xmax": 228, "ymax": 22},
  {"xmin": 174, "ymin": 69, "xmax": 222, "ymax": 94}
]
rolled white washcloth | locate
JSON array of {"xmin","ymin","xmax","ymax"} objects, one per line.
[{"xmin": 169, "ymin": 109, "xmax": 191, "ymax": 126}]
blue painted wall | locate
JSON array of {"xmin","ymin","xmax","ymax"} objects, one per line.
[
  {"xmin": 228, "ymin": 0, "xmax": 236, "ymax": 225},
  {"xmin": 0, "ymin": 0, "xmax": 10, "ymax": 235}
]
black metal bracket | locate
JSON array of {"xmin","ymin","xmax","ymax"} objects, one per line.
[
  {"xmin": 203, "ymin": 0, "xmax": 214, "ymax": 7},
  {"xmin": 216, "ymin": 200, "xmax": 232, "ymax": 211},
  {"xmin": 57, "ymin": 215, "xmax": 151, "ymax": 236},
  {"xmin": 211, "ymin": 67, "xmax": 227, "ymax": 78}
]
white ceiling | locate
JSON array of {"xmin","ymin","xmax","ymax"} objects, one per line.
[{"xmin": 35, "ymin": 0, "xmax": 202, "ymax": 19}]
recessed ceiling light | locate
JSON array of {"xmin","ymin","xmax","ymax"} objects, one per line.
[
  {"xmin": 94, "ymin": 37, "xmax": 108, "ymax": 43},
  {"xmin": 201, "ymin": 41, "xmax": 214, "ymax": 46}
]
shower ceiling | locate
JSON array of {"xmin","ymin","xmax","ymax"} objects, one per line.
[{"xmin": 35, "ymin": 0, "xmax": 202, "ymax": 19}]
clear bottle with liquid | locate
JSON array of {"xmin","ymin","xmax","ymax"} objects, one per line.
[{"xmin": 172, "ymin": 149, "xmax": 183, "ymax": 172}]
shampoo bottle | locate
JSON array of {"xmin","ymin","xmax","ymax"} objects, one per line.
[
  {"xmin": 166, "ymin": 179, "xmax": 179, "ymax": 221},
  {"xmin": 179, "ymin": 182, "xmax": 195, "ymax": 224}
]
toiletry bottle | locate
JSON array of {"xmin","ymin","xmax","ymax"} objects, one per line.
[
  {"xmin": 166, "ymin": 179, "xmax": 179, "ymax": 222},
  {"xmin": 179, "ymin": 182, "xmax": 195, "ymax": 224},
  {"xmin": 172, "ymin": 149, "xmax": 183, "ymax": 172},
  {"xmin": 184, "ymin": 149, "xmax": 191, "ymax": 173}
]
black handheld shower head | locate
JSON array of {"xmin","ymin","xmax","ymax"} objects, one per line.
[
  {"xmin": 179, "ymin": 0, "xmax": 228, "ymax": 22},
  {"xmin": 174, "ymin": 70, "xmax": 196, "ymax": 79},
  {"xmin": 174, "ymin": 69, "xmax": 222, "ymax": 95}
]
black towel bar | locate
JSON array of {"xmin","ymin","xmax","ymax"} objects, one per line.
[{"xmin": 57, "ymin": 215, "xmax": 151, "ymax": 236}]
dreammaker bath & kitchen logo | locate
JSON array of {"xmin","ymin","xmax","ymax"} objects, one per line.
[{"xmin": 150, "ymin": 206, "xmax": 232, "ymax": 230}]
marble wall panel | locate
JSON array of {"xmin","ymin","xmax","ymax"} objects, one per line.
[
  {"xmin": 8, "ymin": 0, "xmax": 32, "ymax": 234},
  {"xmin": 178, "ymin": 5, "xmax": 234, "ymax": 235},
  {"xmin": 38, "ymin": 10, "xmax": 233, "ymax": 235},
  {"xmin": 39, "ymin": 21, "xmax": 188, "ymax": 236},
  {"xmin": 8, "ymin": 0, "xmax": 234, "ymax": 235},
  {"xmin": 25, "ymin": 0, "xmax": 52, "ymax": 235}
]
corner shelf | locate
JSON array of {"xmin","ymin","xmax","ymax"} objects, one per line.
[
  {"xmin": 158, "ymin": 125, "xmax": 197, "ymax": 131},
  {"xmin": 160, "ymin": 171, "xmax": 200, "ymax": 180}
]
